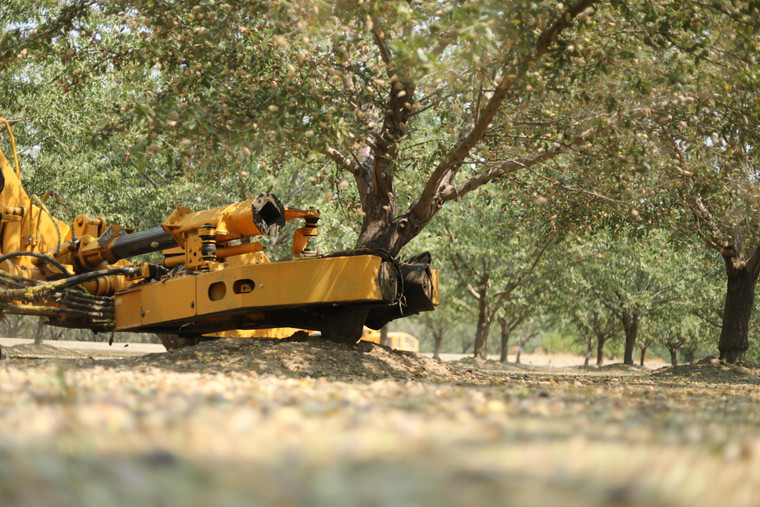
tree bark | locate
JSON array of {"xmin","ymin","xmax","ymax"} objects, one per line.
[
  {"xmin": 472, "ymin": 281, "xmax": 492, "ymax": 360},
  {"xmin": 380, "ymin": 326, "xmax": 390, "ymax": 347},
  {"xmin": 34, "ymin": 317, "xmax": 45, "ymax": 346},
  {"xmin": 473, "ymin": 310, "xmax": 491, "ymax": 359},
  {"xmin": 433, "ymin": 333, "xmax": 443, "ymax": 360},
  {"xmin": 668, "ymin": 347, "xmax": 678, "ymax": 366},
  {"xmin": 431, "ymin": 321, "xmax": 444, "ymax": 360},
  {"xmin": 621, "ymin": 312, "xmax": 640, "ymax": 365},
  {"xmin": 498, "ymin": 319, "xmax": 510, "ymax": 363},
  {"xmin": 596, "ymin": 336, "xmax": 607, "ymax": 366},
  {"xmin": 639, "ymin": 345, "xmax": 647, "ymax": 367},
  {"xmin": 584, "ymin": 341, "xmax": 592, "ymax": 367},
  {"xmin": 718, "ymin": 260, "xmax": 757, "ymax": 363}
]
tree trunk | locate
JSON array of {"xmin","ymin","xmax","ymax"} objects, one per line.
[
  {"xmin": 515, "ymin": 344, "xmax": 523, "ymax": 364},
  {"xmin": 498, "ymin": 319, "xmax": 510, "ymax": 363},
  {"xmin": 432, "ymin": 329, "xmax": 443, "ymax": 360},
  {"xmin": 584, "ymin": 341, "xmax": 592, "ymax": 367},
  {"xmin": 639, "ymin": 345, "xmax": 647, "ymax": 367},
  {"xmin": 596, "ymin": 336, "xmax": 606, "ymax": 366},
  {"xmin": 34, "ymin": 317, "xmax": 45, "ymax": 346},
  {"xmin": 380, "ymin": 326, "xmax": 390, "ymax": 347},
  {"xmin": 473, "ymin": 316, "xmax": 490, "ymax": 359},
  {"xmin": 621, "ymin": 312, "xmax": 640, "ymax": 365},
  {"xmin": 668, "ymin": 346, "xmax": 678, "ymax": 366},
  {"xmin": 472, "ymin": 285, "xmax": 491, "ymax": 360},
  {"xmin": 718, "ymin": 260, "xmax": 757, "ymax": 363}
]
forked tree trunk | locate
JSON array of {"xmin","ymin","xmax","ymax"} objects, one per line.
[
  {"xmin": 0, "ymin": 315, "xmax": 25, "ymax": 337},
  {"xmin": 718, "ymin": 260, "xmax": 757, "ymax": 363}
]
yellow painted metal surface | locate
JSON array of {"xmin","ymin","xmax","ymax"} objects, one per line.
[
  {"xmin": 0, "ymin": 146, "xmax": 71, "ymax": 267},
  {"xmin": 431, "ymin": 269, "xmax": 440, "ymax": 306},
  {"xmin": 115, "ymin": 275, "xmax": 196, "ymax": 329},
  {"xmin": 223, "ymin": 250, "xmax": 270, "ymax": 266},
  {"xmin": 213, "ymin": 328, "xmax": 304, "ymax": 339},
  {"xmin": 113, "ymin": 288, "xmax": 143, "ymax": 329},
  {"xmin": 361, "ymin": 329, "xmax": 420, "ymax": 352},
  {"xmin": 196, "ymin": 255, "xmax": 385, "ymax": 316},
  {"xmin": 163, "ymin": 201, "xmax": 263, "ymax": 244},
  {"xmin": 114, "ymin": 254, "xmax": 387, "ymax": 331}
]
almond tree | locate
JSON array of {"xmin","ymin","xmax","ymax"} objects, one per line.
[
  {"xmin": 641, "ymin": 9, "xmax": 760, "ymax": 362},
  {"xmin": 565, "ymin": 231, "xmax": 692, "ymax": 365},
  {"xmin": 656, "ymin": 97, "xmax": 760, "ymax": 362},
  {"xmin": 572, "ymin": 308, "xmax": 618, "ymax": 367},
  {"xmin": 649, "ymin": 314, "xmax": 708, "ymax": 367},
  {"xmin": 496, "ymin": 306, "xmax": 535, "ymax": 363},
  {"xmin": 580, "ymin": 5, "xmax": 760, "ymax": 363},
  {"xmin": 440, "ymin": 191, "xmax": 557, "ymax": 360}
]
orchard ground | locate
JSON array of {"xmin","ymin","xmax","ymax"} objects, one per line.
[
  {"xmin": 0, "ymin": 337, "xmax": 669, "ymax": 368},
  {"xmin": 0, "ymin": 335, "xmax": 758, "ymax": 506}
]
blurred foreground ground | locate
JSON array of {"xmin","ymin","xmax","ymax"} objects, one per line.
[
  {"xmin": 0, "ymin": 336, "xmax": 757, "ymax": 506},
  {"xmin": 0, "ymin": 337, "xmax": 668, "ymax": 368}
]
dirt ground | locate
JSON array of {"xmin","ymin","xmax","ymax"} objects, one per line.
[{"xmin": 1, "ymin": 336, "xmax": 759, "ymax": 506}]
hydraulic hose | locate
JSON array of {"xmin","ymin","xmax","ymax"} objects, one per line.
[{"xmin": 0, "ymin": 251, "xmax": 73, "ymax": 276}]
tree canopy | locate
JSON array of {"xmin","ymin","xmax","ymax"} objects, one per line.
[{"xmin": 4, "ymin": 1, "xmax": 758, "ymax": 253}]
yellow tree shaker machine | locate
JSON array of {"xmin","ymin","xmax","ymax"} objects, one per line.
[{"xmin": 0, "ymin": 119, "xmax": 438, "ymax": 349}]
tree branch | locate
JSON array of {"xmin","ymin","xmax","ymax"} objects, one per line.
[
  {"xmin": 410, "ymin": 0, "xmax": 598, "ymax": 220},
  {"xmin": 321, "ymin": 146, "xmax": 358, "ymax": 175},
  {"xmin": 440, "ymin": 103, "xmax": 651, "ymax": 202},
  {"xmin": 494, "ymin": 234, "xmax": 554, "ymax": 301},
  {"xmin": 370, "ymin": 21, "xmax": 393, "ymax": 77},
  {"xmin": 746, "ymin": 242, "xmax": 760, "ymax": 278}
]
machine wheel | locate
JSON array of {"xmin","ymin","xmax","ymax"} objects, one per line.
[{"xmin": 156, "ymin": 333, "xmax": 202, "ymax": 351}]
